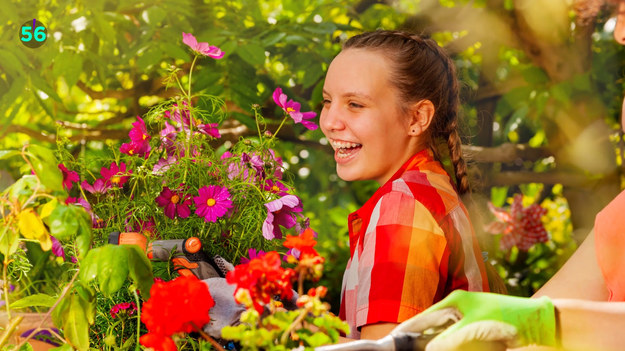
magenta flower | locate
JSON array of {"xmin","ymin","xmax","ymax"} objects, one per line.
[
  {"xmin": 262, "ymin": 195, "xmax": 303, "ymax": 240},
  {"xmin": 194, "ymin": 185, "xmax": 233, "ymax": 223},
  {"xmin": 100, "ymin": 162, "xmax": 131, "ymax": 188},
  {"xmin": 50, "ymin": 235, "xmax": 64, "ymax": 258},
  {"xmin": 272, "ymin": 87, "xmax": 318, "ymax": 130},
  {"xmin": 264, "ymin": 179, "xmax": 289, "ymax": 196},
  {"xmin": 152, "ymin": 155, "xmax": 177, "ymax": 175},
  {"xmin": 81, "ymin": 178, "xmax": 110, "ymax": 195},
  {"xmin": 240, "ymin": 248, "xmax": 266, "ymax": 264},
  {"xmin": 110, "ymin": 302, "xmax": 137, "ymax": 319},
  {"xmin": 182, "ymin": 32, "xmax": 225, "ymax": 59},
  {"xmin": 198, "ymin": 123, "xmax": 221, "ymax": 138},
  {"xmin": 155, "ymin": 187, "xmax": 192, "ymax": 219},
  {"xmin": 58, "ymin": 164, "xmax": 79, "ymax": 191},
  {"xmin": 120, "ymin": 116, "xmax": 151, "ymax": 157}
]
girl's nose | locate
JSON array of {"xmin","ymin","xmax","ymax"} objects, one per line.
[{"xmin": 320, "ymin": 104, "xmax": 345, "ymax": 132}]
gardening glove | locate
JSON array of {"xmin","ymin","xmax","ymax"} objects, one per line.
[
  {"xmin": 202, "ymin": 255, "xmax": 244, "ymax": 339},
  {"xmin": 390, "ymin": 290, "xmax": 557, "ymax": 351}
]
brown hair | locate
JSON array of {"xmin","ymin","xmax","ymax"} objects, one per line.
[{"xmin": 343, "ymin": 30, "xmax": 470, "ymax": 195}]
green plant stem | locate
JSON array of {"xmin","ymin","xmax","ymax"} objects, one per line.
[
  {"xmin": 2, "ymin": 256, "xmax": 11, "ymax": 318},
  {"xmin": 191, "ymin": 322, "xmax": 226, "ymax": 351},
  {"xmin": 133, "ymin": 289, "xmax": 141, "ymax": 348},
  {"xmin": 297, "ymin": 272, "xmax": 305, "ymax": 297},
  {"xmin": 187, "ymin": 55, "xmax": 198, "ymax": 104},
  {"xmin": 0, "ymin": 315, "xmax": 23, "ymax": 348},
  {"xmin": 14, "ymin": 270, "xmax": 80, "ymax": 350},
  {"xmin": 268, "ymin": 116, "xmax": 288, "ymax": 144},
  {"xmin": 280, "ymin": 307, "xmax": 310, "ymax": 345}
]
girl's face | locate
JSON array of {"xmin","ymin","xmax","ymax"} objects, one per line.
[{"xmin": 320, "ymin": 49, "xmax": 421, "ymax": 184}]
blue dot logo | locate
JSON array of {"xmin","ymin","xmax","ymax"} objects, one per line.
[{"xmin": 20, "ymin": 19, "xmax": 47, "ymax": 48}]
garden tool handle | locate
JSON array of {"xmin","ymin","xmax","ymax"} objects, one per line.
[{"xmin": 314, "ymin": 332, "xmax": 433, "ymax": 351}]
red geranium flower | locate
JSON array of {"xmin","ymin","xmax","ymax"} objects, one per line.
[
  {"xmin": 226, "ymin": 251, "xmax": 295, "ymax": 314},
  {"xmin": 140, "ymin": 276, "xmax": 214, "ymax": 350}
]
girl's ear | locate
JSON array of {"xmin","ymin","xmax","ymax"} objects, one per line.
[{"xmin": 408, "ymin": 100, "xmax": 435, "ymax": 136}]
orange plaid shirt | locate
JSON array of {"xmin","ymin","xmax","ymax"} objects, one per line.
[{"xmin": 339, "ymin": 149, "xmax": 489, "ymax": 338}]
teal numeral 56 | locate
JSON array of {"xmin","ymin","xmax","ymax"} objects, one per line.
[{"xmin": 21, "ymin": 26, "xmax": 46, "ymax": 42}]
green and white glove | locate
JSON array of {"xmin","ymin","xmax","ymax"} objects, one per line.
[{"xmin": 391, "ymin": 290, "xmax": 557, "ymax": 351}]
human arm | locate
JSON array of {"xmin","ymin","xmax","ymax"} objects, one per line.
[{"xmin": 534, "ymin": 229, "xmax": 608, "ymax": 300}]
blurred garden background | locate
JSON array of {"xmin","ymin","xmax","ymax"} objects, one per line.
[{"xmin": 1, "ymin": 0, "xmax": 624, "ymax": 315}]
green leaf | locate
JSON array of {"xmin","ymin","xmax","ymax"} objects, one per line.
[
  {"xmin": 63, "ymin": 294, "xmax": 90, "ymax": 351},
  {"xmin": 127, "ymin": 245, "xmax": 153, "ymax": 298},
  {"xmin": 260, "ymin": 32, "xmax": 286, "ymax": 46},
  {"xmin": 93, "ymin": 12, "xmax": 115, "ymax": 44},
  {"xmin": 0, "ymin": 150, "xmax": 20, "ymax": 161},
  {"xmin": 97, "ymin": 245, "xmax": 130, "ymax": 295},
  {"xmin": 79, "ymin": 247, "xmax": 101, "ymax": 282},
  {"xmin": 50, "ymin": 344, "xmax": 73, "ymax": 351},
  {"xmin": 161, "ymin": 43, "xmax": 189, "ymax": 61},
  {"xmin": 302, "ymin": 63, "xmax": 324, "ymax": 89},
  {"xmin": 52, "ymin": 51, "xmax": 84, "ymax": 88},
  {"xmin": 236, "ymin": 43, "xmax": 265, "ymax": 66},
  {"xmin": 28, "ymin": 144, "xmax": 64, "ymax": 192},
  {"xmin": 490, "ymin": 186, "xmax": 509, "ymax": 207},
  {"xmin": 521, "ymin": 66, "xmax": 549, "ymax": 85},
  {"xmin": 142, "ymin": 6, "xmax": 167, "ymax": 25},
  {"xmin": 48, "ymin": 205, "xmax": 79, "ymax": 240},
  {"xmin": 136, "ymin": 47, "xmax": 163, "ymax": 71},
  {"xmin": 10, "ymin": 293, "xmax": 57, "ymax": 309},
  {"xmin": 0, "ymin": 49, "xmax": 23, "ymax": 78},
  {"xmin": 29, "ymin": 75, "xmax": 62, "ymax": 103},
  {"xmin": 0, "ymin": 226, "xmax": 20, "ymax": 257}
]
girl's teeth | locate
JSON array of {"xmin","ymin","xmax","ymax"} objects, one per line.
[{"xmin": 331, "ymin": 141, "xmax": 361, "ymax": 149}]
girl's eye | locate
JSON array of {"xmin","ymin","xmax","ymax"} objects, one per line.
[
  {"xmin": 349, "ymin": 102, "xmax": 363, "ymax": 108},
  {"xmin": 322, "ymin": 99, "xmax": 331, "ymax": 105}
]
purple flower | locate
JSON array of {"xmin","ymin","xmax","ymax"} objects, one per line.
[
  {"xmin": 262, "ymin": 195, "xmax": 303, "ymax": 240},
  {"xmin": 194, "ymin": 185, "xmax": 233, "ymax": 223},
  {"xmin": 111, "ymin": 301, "xmax": 137, "ymax": 319},
  {"xmin": 155, "ymin": 187, "xmax": 192, "ymax": 219},
  {"xmin": 120, "ymin": 116, "xmax": 151, "ymax": 157},
  {"xmin": 240, "ymin": 248, "xmax": 266, "ymax": 264},
  {"xmin": 58, "ymin": 164, "xmax": 79, "ymax": 191},
  {"xmin": 182, "ymin": 32, "xmax": 225, "ymax": 59},
  {"xmin": 152, "ymin": 155, "xmax": 177, "ymax": 174},
  {"xmin": 81, "ymin": 178, "xmax": 110, "ymax": 195},
  {"xmin": 159, "ymin": 121, "xmax": 178, "ymax": 154},
  {"xmin": 264, "ymin": 179, "xmax": 289, "ymax": 196},
  {"xmin": 50, "ymin": 235, "xmax": 64, "ymax": 258},
  {"xmin": 272, "ymin": 87, "xmax": 318, "ymax": 130}
]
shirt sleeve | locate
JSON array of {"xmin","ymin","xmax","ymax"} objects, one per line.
[{"xmin": 355, "ymin": 190, "xmax": 448, "ymax": 328}]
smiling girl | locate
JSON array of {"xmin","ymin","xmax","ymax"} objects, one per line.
[{"xmin": 320, "ymin": 30, "xmax": 490, "ymax": 340}]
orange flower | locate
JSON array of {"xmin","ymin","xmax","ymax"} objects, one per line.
[{"xmin": 284, "ymin": 228, "xmax": 317, "ymax": 254}]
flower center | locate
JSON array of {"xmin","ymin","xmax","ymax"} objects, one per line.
[
  {"xmin": 272, "ymin": 185, "xmax": 280, "ymax": 192},
  {"xmin": 142, "ymin": 133, "xmax": 148, "ymax": 140},
  {"xmin": 206, "ymin": 198, "xmax": 216, "ymax": 206},
  {"xmin": 286, "ymin": 107, "xmax": 295, "ymax": 113},
  {"xmin": 171, "ymin": 195, "xmax": 180, "ymax": 204},
  {"xmin": 111, "ymin": 176, "xmax": 121, "ymax": 184}
]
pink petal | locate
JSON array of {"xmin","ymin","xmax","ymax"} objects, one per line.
[{"xmin": 182, "ymin": 32, "xmax": 198, "ymax": 50}]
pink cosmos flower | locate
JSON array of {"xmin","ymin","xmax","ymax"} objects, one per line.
[
  {"xmin": 194, "ymin": 185, "xmax": 233, "ymax": 223},
  {"xmin": 182, "ymin": 32, "xmax": 225, "ymax": 59},
  {"xmin": 263, "ymin": 179, "xmax": 289, "ymax": 196},
  {"xmin": 262, "ymin": 195, "xmax": 303, "ymax": 240},
  {"xmin": 155, "ymin": 187, "xmax": 192, "ymax": 219},
  {"xmin": 198, "ymin": 123, "xmax": 221, "ymax": 138},
  {"xmin": 58, "ymin": 164, "xmax": 79, "ymax": 191},
  {"xmin": 272, "ymin": 87, "xmax": 318, "ymax": 130},
  {"xmin": 240, "ymin": 248, "xmax": 266, "ymax": 264},
  {"xmin": 100, "ymin": 162, "xmax": 131, "ymax": 188},
  {"xmin": 159, "ymin": 121, "xmax": 178, "ymax": 155},
  {"xmin": 81, "ymin": 178, "xmax": 110, "ymax": 195},
  {"xmin": 120, "ymin": 117, "xmax": 151, "ymax": 157}
]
